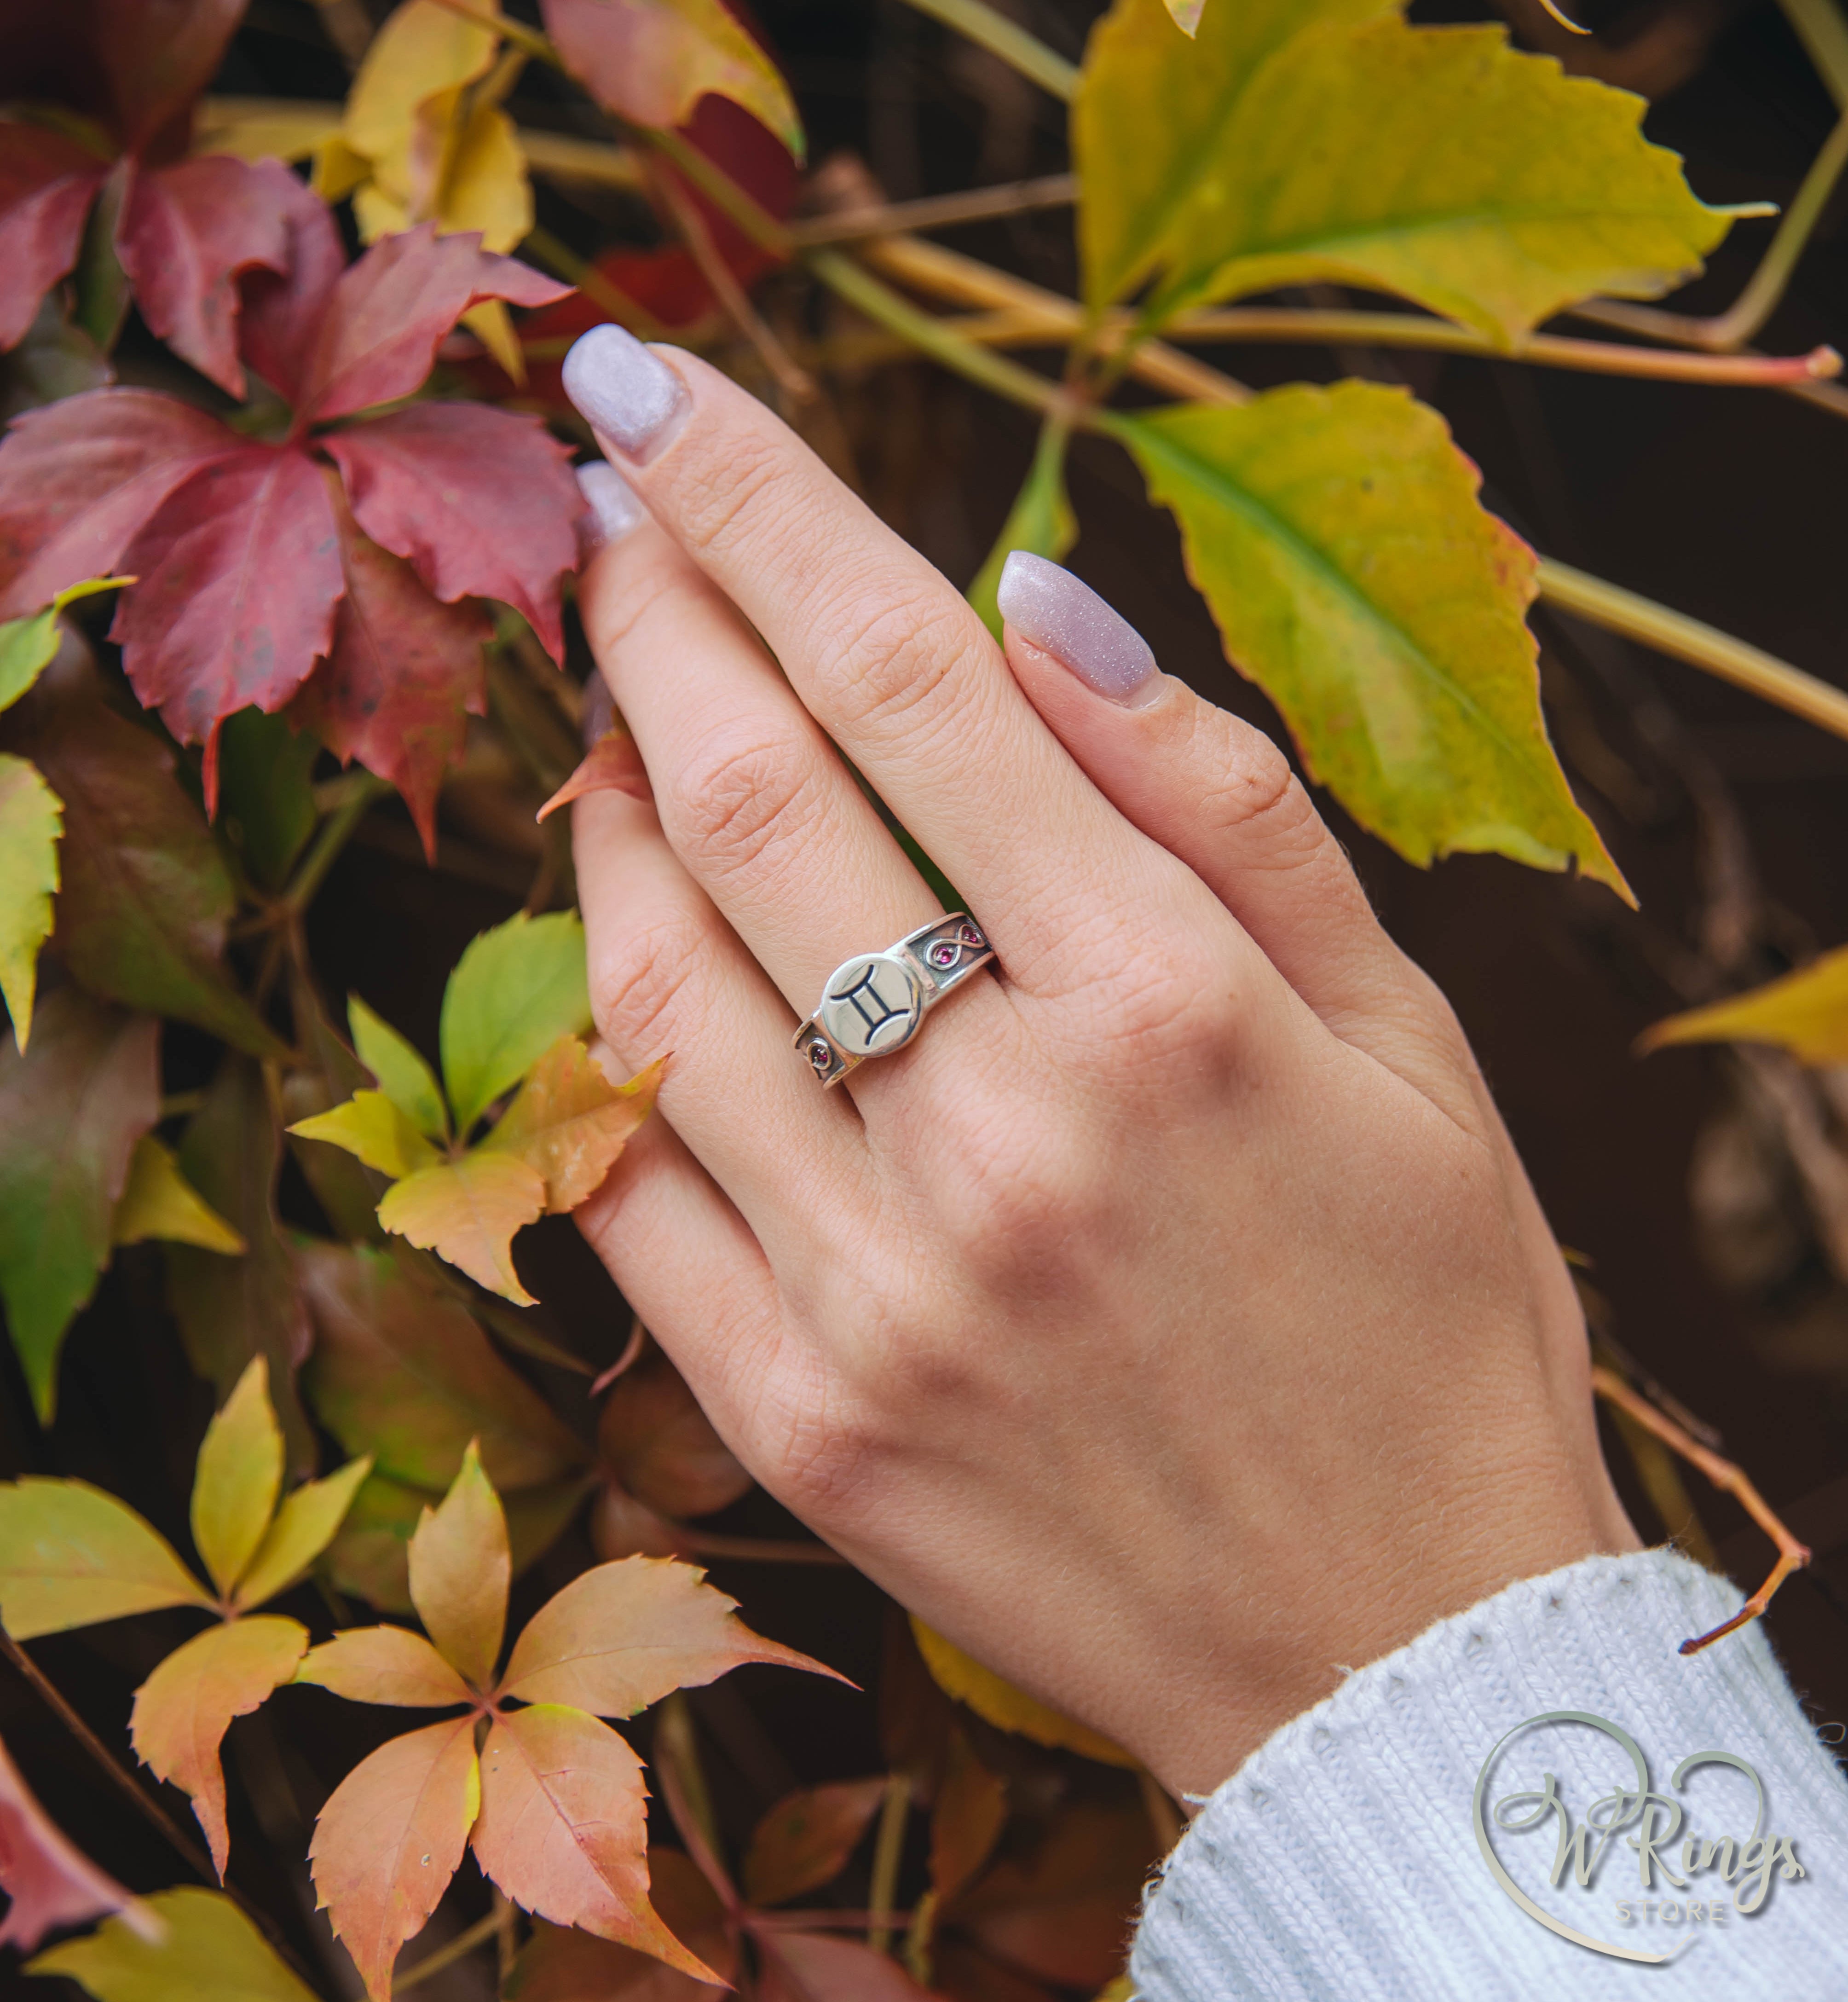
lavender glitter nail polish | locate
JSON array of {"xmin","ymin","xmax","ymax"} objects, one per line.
[
  {"xmin": 996, "ymin": 551, "xmax": 1159, "ymax": 704},
  {"xmin": 577, "ymin": 461, "xmax": 647, "ymax": 550},
  {"xmin": 562, "ymin": 324, "xmax": 688, "ymax": 461}
]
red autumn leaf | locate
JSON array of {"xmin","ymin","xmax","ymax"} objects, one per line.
[
  {"xmin": 0, "ymin": 1727, "xmax": 153, "ymax": 1952},
  {"xmin": 0, "ymin": 126, "xmax": 108, "ymax": 352},
  {"xmin": 0, "ymin": 387, "xmax": 235, "ymax": 618},
  {"xmin": 289, "ymin": 496, "xmax": 492, "ymax": 858},
  {"xmin": 323, "ymin": 403, "xmax": 580, "ymax": 660},
  {"xmin": 756, "ymin": 1931, "xmax": 939, "ymax": 2002},
  {"xmin": 90, "ymin": 0, "xmax": 247, "ymax": 156},
  {"xmin": 114, "ymin": 445, "xmax": 342, "ymax": 785},
  {"xmin": 308, "ymin": 1713, "xmax": 481, "ymax": 2002},
  {"xmin": 117, "ymin": 157, "xmax": 295, "ymax": 398},
  {"xmin": 537, "ymin": 727, "xmax": 652, "ymax": 822},
  {"xmin": 473, "ymin": 1704, "xmax": 720, "ymax": 1980},
  {"xmin": 299, "ymin": 224, "xmax": 571, "ymax": 426},
  {"xmin": 597, "ymin": 1348, "xmax": 750, "ymax": 1522},
  {"xmin": 238, "ymin": 171, "xmax": 349, "ymax": 409},
  {"xmin": 743, "ymin": 1776, "xmax": 889, "ymax": 1909}
]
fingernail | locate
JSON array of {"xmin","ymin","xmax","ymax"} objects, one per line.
[
  {"xmin": 577, "ymin": 461, "xmax": 647, "ymax": 551},
  {"xmin": 997, "ymin": 552, "xmax": 1158, "ymax": 705},
  {"xmin": 563, "ymin": 325, "xmax": 688, "ymax": 461}
]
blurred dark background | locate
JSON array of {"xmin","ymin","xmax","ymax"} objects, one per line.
[{"xmin": 5, "ymin": 0, "xmax": 1848, "ymax": 1990}]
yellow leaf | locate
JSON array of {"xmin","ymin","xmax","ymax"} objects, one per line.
[
  {"xmin": 344, "ymin": 0, "xmax": 502, "ymax": 197},
  {"xmin": 1076, "ymin": 0, "xmax": 1731, "ymax": 343},
  {"xmin": 0, "ymin": 1478, "xmax": 212, "ymax": 1638},
  {"xmin": 232, "ymin": 1455, "xmax": 374, "ymax": 1611},
  {"xmin": 0, "ymin": 752, "xmax": 62, "ymax": 1052},
  {"xmin": 481, "ymin": 1039, "xmax": 661, "ymax": 1214},
  {"xmin": 112, "ymin": 1135, "xmax": 246, "ymax": 1255},
  {"xmin": 1639, "ymin": 947, "xmax": 1848, "ymax": 1067},
  {"xmin": 313, "ymin": 133, "xmax": 374, "ymax": 203},
  {"xmin": 462, "ymin": 298, "xmax": 524, "ymax": 380},
  {"xmin": 909, "ymin": 1619, "xmax": 1136, "ymax": 1767},
  {"xmin": 409, "ymin": 1441, "xmax": 509, "ymax": 1690},
  {"xmin": 129, "ymin": 1615, "xmax": 309, "ymax": 1878},
  {"xmin": 446, "ymin": 98, "xmax": 531, "ymax": 252},
  {"xmin": 1109, "ymin": 384, "xmax": 1630, "ymax": 894},
  {"xmin": 30, "ymin": 1887, "xmax": 321, "ymax": 2002},
  {"xmin": 377, "ymin": 1152, "xmax": 546, "ymax": 1305},
  {"xmin": 288, "ymin": 1091, "xmax": 444, "ymax": 1181},
  {"xmin": 190, "ymin": 1358, "xmax": 284, "ymax": 1600},
  {"xmin": 194, "ymin": 96, "xmax": 345, "ymax": 162}
]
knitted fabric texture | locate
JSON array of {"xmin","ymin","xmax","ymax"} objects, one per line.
[{"xmin": 1130, "ymin": 1548, "xmax": 1848, "ymax": 2000}]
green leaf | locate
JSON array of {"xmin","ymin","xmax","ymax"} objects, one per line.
[
  {"xmin": 112, "ymin": 1135, "xmax": 247, "ymax": 1254},
  {"xmin": 22, "ymin": 665, "xmax": 286, "ymax": 1058},
  {"xmin": 1109, "ymin": 384, "xmax": 1630, "ymax": 895},
  {"xmin": 232, "ymin": 1453, "xmax": 373, "ymax": 1610},
  {"xmin": 287, "ymin": 1091, "xmax": 444, "ymax": 1181},
  {"xmin": 966, "ymin": 419, "xmax": 1076, "ymax": 642},
  {"xmin": 0, "ymin": 992, "xmax": 158, "ymax": 1420},
  {"xmin": 348, "ymin": 995, "xmax": 449, "ymax": 1141},
  {"xmin": 1077, "ymin": 3, "xmax": 1731, "ymax": 342},
  {"xmin": 1639, "ymin": 947, "xmax": 1848, "ymax": 1066},
  {"xmin": 190, "ymin": 1358, "xmax": 285, "ymax": 1600},
  {"xmin": 0, "ymin": 752, "xmax": 62, "ymax": 1050},
  {"xmin": 377, "ymin": 1152, "xmax": 548, "ymax": 1305},
  {"xmin": 296, "ymin": 1242, "xmax": 585, "ymax": 1491},
  {"xmin": 0, "ymin": 1477, "xmax": 210, "ymax": 1638},
  {"xmin": 28, "ymin": 1886, "xmax": 320, "ymax": 2002},
  {"xmin": 0, "ymin": 579, "xmax": 129, "ymax": 717},
  {"xmin": 283, "ymin": 970, "xmax": 389, "ymax": 1244},
  {"xmin": 169, "ymin": 1058, "xmax": 316, "ymax": 1475},
  {"xmin": 439, "ymin": 910, "xmax": 591, "ymax": 1137},
  {"xmin": 214, "ymin": 709, "xmax": 320, "ymax": 893},
  {"xmin": 1076, "ymin": 0, "xmax": 1392, "ymax": 311}
]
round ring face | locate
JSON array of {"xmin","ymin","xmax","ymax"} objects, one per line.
[{"xmin": 816, "ymin": 951, "xmax": 925, "ymax": 1058}]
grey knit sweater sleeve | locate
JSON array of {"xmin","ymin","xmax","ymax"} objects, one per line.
[{"xmin": 1129, "ymin": 1550, "xmax": 1848, "ymax": 2001}]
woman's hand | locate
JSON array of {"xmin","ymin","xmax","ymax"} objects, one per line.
[{"xmin": 560, "ymin": 326, "xmax": 1637, "ymax": 1800}]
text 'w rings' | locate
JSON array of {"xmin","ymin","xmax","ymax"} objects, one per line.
[{"xmin": 794, "ymin": 915, "xmax": 997, "ymax": 1087}]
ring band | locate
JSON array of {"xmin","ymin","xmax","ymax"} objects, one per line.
[{"xmin": 794, "ymin": 914, "xmax": 997, "ymax": 1087}]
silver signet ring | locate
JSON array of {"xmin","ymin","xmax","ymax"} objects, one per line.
[{"xmin": 793, "ymin": 914, "xmax": 996, "ymax": 1087}]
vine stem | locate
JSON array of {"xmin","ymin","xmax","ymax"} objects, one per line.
[
  {"xmin": 1590, "ymin": 1367, "xmax": 1811, "ymax": 1653},
  {"xmin": 1536, "ymin": 560, "xmax": 1848, "ymax": 747},
  {"xmin": 866, "ymin": 1772, "xmax": 912, "ymax": 1953},
  {"xmin": 892, "ymin": 0, "xmax": 1078, "ymax": 98},
  {"xmin": 393, "ymin": 1910, "xmax": 500, "ymax": 1994}
]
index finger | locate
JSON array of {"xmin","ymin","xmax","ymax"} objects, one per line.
[{"xmin": 561, "ymin": 327, "xmax": 1177, "ymax": 989}]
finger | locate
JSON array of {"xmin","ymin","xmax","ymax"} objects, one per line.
[
  {"xmin": 561, "ymin": 329, "xmax": 1164, "ymax": 991},
  {"xmin": 571, "ymin": 777, "xmax": 871, "ymax": 1240},
  {"xmin": 575, "ymin": 462, "xmax": 942, "ymax": 1024},
  {"xmin": 997, "ymin": 553, "xmax": 1483, "ymax": 1108},
  {"xmin": 573, "ymin": 1106, "xmax": 788, "ymax": 1452}
]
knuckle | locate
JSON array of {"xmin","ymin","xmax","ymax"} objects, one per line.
[
  {"xmin": 1194, "ymin": 719, "xmax": 1326, "ymax": 865},
  {"xmin": 663, "ymin": 722, "xmax": 823, "ymax": 885},
  {"xmin": 669, "ymin": 429, "xmax": 790, "ymax": 566},
  {"xmin": 588, "ymin": 911, "xmax": 708, "ymax": 1058},
  {"xmin": 926, "ymin": 1108, "xmax": 1108, "ymax": 1297},
  {"xmin": 818, "ymin": 579, "xmax": 979, "ymax": 747}
]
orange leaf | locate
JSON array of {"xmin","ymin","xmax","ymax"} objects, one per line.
[
  {"xmin": 535, "ymin": 728, "xmax": 651, "ymax": 822},
  {"xmin": 295, "ymin": 1625, "xmax": 474, "ymax": 1708},
  {"xmin": 474, "ymin": 1705, "xmax": 719, "ymax": 1981},
  {"xmin": 376, "ymin": 1150, "xmax": 545, "ymax": 1305},
  {"xmin": 930, "ymin": 1732, "xmax": 1007, "ymax": 1905},
  {"xmin": 129, "ymin": 1615, "xmax": 308, "ymax": 1880},
  {"xmin": 598, "ymin": 1348, "xmax": 749, "ymax": 1521},
  {"xmin": 308, "ymin": 1714, "xmax": 481, "ymax": 2002},
  {"xmin": 498, "ymin": 1556, "xmax": 843, "ymax": 1715},
  {"xmin": 0, "ymin": 1729, "xmax": 154, "ymax": 1952},
  {"xmin": 409, "ymin": 1441, "xmax": 509, "ymax": 1691},
  {"xmin": 744, "ymin": 1777, "xmax": 889, "ymax": 1909},
  {"xmin": 505, "ymin": 1852, "xmax": 735, "ymax": 2000},
  {"xmin": 482, "ymin": 1041, "xmax": 661, "ymax": 1214},
  {"xmin": 756, "ymin": 1931, "xmax": 938, "ymax": 2001}
]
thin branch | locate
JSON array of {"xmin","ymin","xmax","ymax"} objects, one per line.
[
  {"xmin": 1591, "ymin": 1366, "xmax": 1811, "ymax": 1654},
  {"xmin": 517, "ymin": 127, "xmax": 645, "ymax": 191},
  {"xmin": 866, "ymin": 1772, "xmax": 912, "ymax": 1953},
  {"xmin": 649, "ymin": 160, "xmax": 815, "ymax": 400},
  {"xmin": 1780, "ymin": 0, "xmax": 1848, "ymax": 109},
  {"xmin": 891, "ymin": 0, "xmax": 1078, "ymax": 99},
  {"xmin": 283, "ymin": 774, "xmax": 391, "ymax": 915},
  {"xmin": 393, "ymin": 1910, "xmax": 500, "ymax": 1994},
  {"xmin": 1537, "ymin": 559, "xmax": 1848, "ymax": 746},
  {"xmin": 1700, "ymin": 110, "xmax": 1848, "ymax": 349},
  {"xmin": 787, "ymin": 173, "xmax": 1077, "ymax": 246}
]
